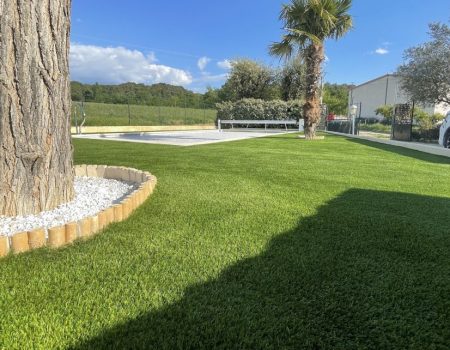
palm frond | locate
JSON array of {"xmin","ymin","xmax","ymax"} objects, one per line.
[
  {"xmin": 286, "ymin": 28, "xmax": 321, "ymax": 45},
  {"xmin": 269, "ymin": 38, "xmax": 295, "ymax": 59},
  {"xmin": 270, "ymin": 0, "xmax": 353, "ymax": 58}
]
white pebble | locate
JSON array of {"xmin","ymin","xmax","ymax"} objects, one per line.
[{"xmin": 0, "ymin": 177, "xmax": 137, "ymax": 237}]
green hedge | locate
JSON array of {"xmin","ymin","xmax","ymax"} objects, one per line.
[
  {"xmin": 216, "ymin": 99, "xmax": 302, "ymax": 121},
  {"xmin": 412, "ymin": 125, "xmax": 440, "ymax": 141},
  {"xmin": 358, "ymin": 123, "xmax": 391, "ymax": 134},
  {"xmin": 327, "ymin": 120, "xmax": 352, "ymax": 134}
]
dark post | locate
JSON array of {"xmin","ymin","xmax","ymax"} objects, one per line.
[
  {"xmin": 358, "ymin": 102, "xmax": 362, "ymax": 135},
  {"xmin": 410, "ymin": 101, "xmax": 415, "ymax": 141},
  {"xmin": 174, "ymin": 100, "xmax": 177, "ymax": 126},
  {"xmin": 184, "ymin": 95, "xmax": 187, "ymax": 125},
  {"xmin": 159, "ymin": 105, "xmax": 162, "ymax": 125},
  {"xmin": 73, "ymin": 105, "xmax": 78, "ymax": 134},
  {"xmin": 128, "ymin": 100, "xmax": 131, "ymax": 126},
  {"xmin": 203, "ymin": 103, "xmax": 206, "ymax": 124},
  {"xmin": 390, "ymin": 105, "xmax": 395, "ymax": 140}
]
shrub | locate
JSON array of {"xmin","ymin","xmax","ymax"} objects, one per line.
[
  {"xmin": 412, "ymin": 125, "xmax": 441, "ymax": 141},
  {"xmin": 412, "ymin": 110, "xmax": 444, "ymax": 141},
  {"xmin": 219, "ymin": 60, "xmax": 280, "ymax": 101},
  {"xmin": 327, "ymin": 120, "xmax": 352, "ymax": 133},
  {"xmin": 216, "ymin": 99, "xmax": 302, "ymax": 122},
  {"xmin": 359, "ymin": 123, "xmax": 391, "ymax": 134},
  {"xmin": 375, "ymin": 105, "xmax": 394, "ymax": 124}
]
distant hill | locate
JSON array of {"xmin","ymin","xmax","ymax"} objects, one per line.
[{"xmin": 71, "ymin": 82, "xmax": 216, "ymax": 109}]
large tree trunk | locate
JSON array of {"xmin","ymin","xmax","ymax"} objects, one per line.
[
  {"xmin": 303, "ymin": 43, "xmax": 324, "ymax": 140},
  {"xmin": 0, "ymin": 0, "xmax": 74, "ymax": 217}
]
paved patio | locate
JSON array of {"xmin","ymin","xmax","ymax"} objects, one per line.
[{"xmin": 326, "ymin": 131, "xmax": 450, "ymax": 158}]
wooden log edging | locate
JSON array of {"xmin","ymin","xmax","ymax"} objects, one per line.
[{"xmin": 0, "ymin": 165, "xmax": 157, "ymax": 258}]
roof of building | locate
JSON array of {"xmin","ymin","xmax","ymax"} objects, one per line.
[{"xmin": 352, "ymin": 74, "xmax": 399, "ymax": 90}]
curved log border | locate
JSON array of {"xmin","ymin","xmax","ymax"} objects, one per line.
[{"xmin": 0, "ymin": 165, "xmax": 157, "ymax": 258}]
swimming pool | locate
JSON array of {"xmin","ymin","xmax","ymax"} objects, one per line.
[{"xmin": 73, "ymin": 129, "xmax": 294, "ymax": 147}]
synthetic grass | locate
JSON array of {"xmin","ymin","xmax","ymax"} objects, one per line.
[
  {"xmin": 71, "ymin": 101, "xmax": 217, "ymax": 126},
  {"xmin": 1, "ymin": 134, "xmax": 450, "ymax": 349}
]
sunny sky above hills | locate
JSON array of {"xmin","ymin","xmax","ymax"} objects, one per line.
[{"xmin": 71, "ymin": 0, "xmax": 450, "ymax": 92}]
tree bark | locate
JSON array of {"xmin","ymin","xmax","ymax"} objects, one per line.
[
  {"xmin": 303, "ymin": 43, "xmax": 324, "ymax": 140},
  {"xmin": 0, "ymin": 0, "xmax": 74, "ymax": 216}
]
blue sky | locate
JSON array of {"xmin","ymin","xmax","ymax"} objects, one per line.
[{"xmin": 71, "ymin": 0, "xmax": 449, "ymax": 92}]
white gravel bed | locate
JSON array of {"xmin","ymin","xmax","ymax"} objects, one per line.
[{"xmin": 0, "ymin": 177, "xmax": 137, "ymax": 237}]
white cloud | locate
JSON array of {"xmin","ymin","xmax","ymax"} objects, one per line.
[
  {"xmin": 146, "ymin": 51, "xmax": 158, "ymax": 63},
  {"xmin": 217, "ymin": 59, "xmax": 232, "ymax": 70},
  {"xmin": 194, "ymin": 73, "xmax": 228, "ymax": 83},
  {"xmin": 375, "ymin": 48, "xmax": 389, "ymax": 55},
  {"xmin": 197, "ymin": 56, "xmax": 211, "ymax": 71},
  {"xmin": 70, "ymin": 44, "xmax": 192, "ymax": 86}
]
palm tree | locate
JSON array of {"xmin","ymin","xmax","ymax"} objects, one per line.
[{"xmin": 270, "ymin": 0, "xmax": 353, "ymax": 139}]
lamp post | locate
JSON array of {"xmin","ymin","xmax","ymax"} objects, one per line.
[{"xmin": 350, "ymin": 104, "xmax": 358, "ymax": 135}]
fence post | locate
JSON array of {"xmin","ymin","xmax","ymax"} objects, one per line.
[
  {"xmin": 410, "ymin": 101, "xmax": 415, "ymax": 142},
  {"xmin": 74, "ymin": 105, "xmax": 79, "ymax": 134},
  {"xmin": 357, "ymin": 102, "xmax": 362, "ymax": 135},
  {"xmin": 390, "ymin": 106, "xmax": 394, "ymax": 140},
  {"xmin": 203, "ymin": 103, "xmax": 206, "ymax": 125},
  {"xmin": 184, "ymin": 96, "xmax": 187, "ymax": 125},
  {"xmin": 128, "ymin": 100, "xmax": 131, "ymax": 126},
  {"xmin": 158, "ymin": 105, "xmax": 162, "ymax": 125},
  {"xmin": 174, "ymin": 100, "xmax": 177, "ymax": 126}
]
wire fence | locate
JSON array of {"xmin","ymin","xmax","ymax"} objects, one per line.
[
  {"xmin": 71, "ymin": 101, "xmax": 217, "ymax": 127},
  {"xmin": 325, "ymin": 102, "xmax": 442, "ymax": 142}
]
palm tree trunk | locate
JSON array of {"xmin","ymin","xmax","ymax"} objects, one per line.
[
  {"xmin": 0, "ymin": 0, "xmax": 74, "ymax": 216},
  {"xmin": 303, "ymin": 43, "xmax": 324, "ymax": 139}
]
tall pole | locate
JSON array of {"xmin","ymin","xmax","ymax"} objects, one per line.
[
  {"xmin": 348, "ymin": 86, "xmax": 353, "ymax": 120},
  {"xmin": 352, "ymin": 112, "xmax": 356, "ymax": 135}
]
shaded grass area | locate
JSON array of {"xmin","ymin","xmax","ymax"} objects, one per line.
[
  {"xmin": 74, "ymin": 190, "xmax": 450, "ymax": 349},
  {"xmin": 1, "ymin": 134, "xmax": 450, "ymax": 349},
  {"xmin": 71, "ymin": 101, "xmax": 217, "ymax": 126}
]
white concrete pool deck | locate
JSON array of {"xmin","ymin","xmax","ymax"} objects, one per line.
[
  {"xmin": 73, "ymin": 129, "xmax": 296, "ymax": 147},
  {"xmin": 326, "ymin": 131, "xmax": 450, "ymax": 158}
]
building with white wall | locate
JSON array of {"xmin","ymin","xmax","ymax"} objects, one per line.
[{"xmin": 348, "ymin": 74, "xmax": 449, "ymax": 120}]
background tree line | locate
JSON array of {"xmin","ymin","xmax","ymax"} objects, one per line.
[
  {"xmin": 71, "ymin": 59, "xmax": 351, "ymax": 115},
  {"xmin": 71, "ymin": 82, "xmax": 211, "ymax": 109}
]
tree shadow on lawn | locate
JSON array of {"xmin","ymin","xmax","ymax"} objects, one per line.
[
  {"xmin": 347, "ymin": 138, "xmax": 450, "ymax": 165},
  {"xmin": 72, "ymin": 189, "xmax": 450, "ymax": 349}
]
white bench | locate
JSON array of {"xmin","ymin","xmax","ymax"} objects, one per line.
[{"xmin": 218, "ymin": 119, "xmax": 304, "ymax": 132}]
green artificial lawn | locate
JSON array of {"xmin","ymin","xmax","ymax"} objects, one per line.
[
  {"xmin": 71, "ymin": 101, "xmax": 217, "ymax": 126},
  {"xmin": 1, "ymin": 134, "xmax": 450, "ymax": 349}
]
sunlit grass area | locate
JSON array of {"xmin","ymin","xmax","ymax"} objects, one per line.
[{"xmin": 1, "ymin": 134, "xmax": 449, "ymax": 349}]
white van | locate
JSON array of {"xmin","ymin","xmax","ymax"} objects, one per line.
[{"xmin": 439, "ymin": 112, "xmax": 450, "ymax": 148}]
